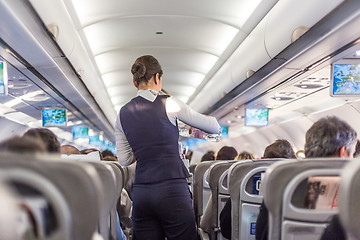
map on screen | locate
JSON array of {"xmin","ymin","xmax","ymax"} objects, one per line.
[
  {"xmin": 42, "ymin": 109, "xmax": 67, "ymax": 127},
  {"xmin": 332, "ymin": 64, "xmax": 360, "ymax": 95},
  {"xmin": 73, "ymin": 126, "xmax": 89, "ymax": 139},
  {"xmin": 245, "ymin": 108, "xmax": 269, "ymax": 126}
]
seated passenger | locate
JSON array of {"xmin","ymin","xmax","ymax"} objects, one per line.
[
  {"xmin": 216, "ymin": 146, "xmax": 238, "ymax": 160},
  {"xmin": 200, "ymin": 151, "xmax": 215, "ymax": 162},
  {"xmin": 255, "ymin": 139, "xmax": 296, "ymax": 240},
  {"xmin": 200, "ymin": 146, "xmax": 238, "ymax": 235},
  {"xmin": 236, "ymin": 151, "xmax": 255, "ymax": 160},
  {"xmin": 101, "ymin": 149, "xmax": 116, "ymax": 159},
  {"xmin": 0, "ymin": 136, "xmax": 46, "ymax": 154},
  {"xmin": 220, "ymin": 140, "xmax": 295, "ymax": 239},
  {"xmin": 60, "ymin": 144, "xmax": 80, "ymax": 155},
  {"xmin": 255, "ymin": 117, "xmax": 356, "ymax": 240},
  {"xmin": 23, "ymin": 128, "xmax": 60, "ymax": 153}
]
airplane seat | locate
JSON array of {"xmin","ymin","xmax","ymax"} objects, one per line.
[
  {"xmin": 263, "ymin": 158, "xmax": 349, "ymax": 240},
  {"xmin": 339, "ymin": 159, "xmax": 360, "ymax": 240},
  {"xmin": 0, "ymin": 152, "xmax": 102, "ymax": 240},
  {"xmin": 189, "ymin": 164, "xmax": 197, "ymax": 174},
  {"xmin": 0, "ymin": 181, "xmax": 31, "ymax": 240},
  {"xmin": 193, "ymin": 161, "xmax": 216, "ymax": 225},
  {"xmin": 79, "ymin": 160, "xmax": 117, "ymax": 240},
  {"xmin": 228, "ymin": 159, "xmax": 283, "ymax": 240},
  {"xmin": 105, "ymin": 162, "xmax": 124, "ymax": 240},
  {"xmin": 201, "ymin": 160, "xmax": 236, "ymax": 240}
]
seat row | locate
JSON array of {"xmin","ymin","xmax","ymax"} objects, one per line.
[
  {"xmin": 0, "ymin": 152, "xmax": 126, "ymax": 240},
  {"xmin": 192, "ymin": 158, "xmax": 360, "ymax": 240}
]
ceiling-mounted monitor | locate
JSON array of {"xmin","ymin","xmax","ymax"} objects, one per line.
[
  {"xmin": 245, "ymin": 108, "xmax": 269, "ymax": 126},
  {"xmin": 331, "ymin": 59, "xmax": 360, "ymax": 96},
  {"xmin": 42, "ymin": 108, "xmax": 67, "ymax": 127},
  {"xmin": 0, "ymin": 61, "xmax": 8, "ymax": 95},
  {"xmin": 72, "ymin": 126, "xmax": 89, "ymax": 139}
]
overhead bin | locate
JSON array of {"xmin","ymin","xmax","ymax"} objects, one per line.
[{"xmin": 264, "ymin": 0, "xmax": 344, "ymax": 59}]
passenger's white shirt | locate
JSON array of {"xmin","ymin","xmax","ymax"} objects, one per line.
[{"xmin": 115, "ymin": 89, "xmax": 221, "ymax": 166}]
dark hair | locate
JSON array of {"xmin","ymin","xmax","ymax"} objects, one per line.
[
  {"xmin": 263, "ymin": 139, "xmax": 295, "ymax": 159},
  {"xmin": 0, "ymin": 136, "xmax": 46, "ymax": 154},
  {"xmin": 237, "ymin": 151, "xmax": 254, "ymax": 160},
  {"xmin": 201, "ymin": 151, "xmax": 215, "ymax": 162},
  {"xmin": 305, "ymin": 116, "xmax": 357, "ymax": 158},
  {"xmin": 101, "ymin": 156, "xmax": 117, "ymax": 162},
  {"xmin": 354, "ymin": 140, "xmax": 360, "ymax": 158},
  {"xmin": 80, "ymin": 148, "xmax": 100, "ymax": 155},
  {"xmin": 23, "ymin": 128, "xmax": 60, "ymax": 153},
  {"xmin": 131, "ymin": 55, "xmax": 163, "ymax": 86},
  {"xmin": 61, "ymin": 145, "xmax": 80, "ymax": 155},
  {"xmin": 101, "ymin": 150, "xmax": 115, "ymax": 159},
  {"xmin": 216, "ymin": 146, "xmax": 238, "ymax": 160}
]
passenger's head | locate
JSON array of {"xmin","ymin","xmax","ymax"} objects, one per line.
[
  {"xmin": 263, "ymin": 139, "xmax": 295, "ymax": 159},
  {"xmin": 131, "ymin": 55, "xmax": 163, "ymax": 90},
  {"xmin": 0, "ymin": 136, "xmax": 46, "ymax": 154},
  {"xmin": 101, "ymin": 156, "xmax": 117, "ymax": 162},
  {"xmin": 60, "ymin": 145, "xmax": 80, "ymax": 155},
  {"xmin": 216, "ymin": 146, "xmax": 238, "ymax": 160},
  {"xmin": 101, "ymin": 150, "xmax": 115, "ymax": 159},
  {"xmin": 201, "ymin": 151, "xmax": 216, "ymax": 162},
  {"xmin": 23, "ymin": 128, "xmax": 60, "ymax": 153},
  {"xmin": 236, "ymin": 151, "xmax": 255, "ymax": 160},
  {"xmin": 353, "ymin": 140, "xmax": 360, "ymax": 158},
  {"xmin": 80, "ymin": 148, "xmax": 100, "ymax": 155},
  {"xmin": 305, "ymin": 116, "xmax": 357, "ymax": 158}
]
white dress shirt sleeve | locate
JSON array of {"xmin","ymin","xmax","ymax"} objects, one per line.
[
  {"xmin": 115, "ymin": 113, "xmax": 134, "ymax": 166},
  {"xmin": 166, "ymin": 97, "xmax": 221, "ymax": 134}
]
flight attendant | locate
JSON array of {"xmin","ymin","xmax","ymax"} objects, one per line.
[{"xmin": 115, "ymin": 55, "xmax": 221, "ymax": 240}]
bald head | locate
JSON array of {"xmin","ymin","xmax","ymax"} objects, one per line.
[{"xmin": 60, "ymin": 145, "xmax": 80, "ymax": 155}]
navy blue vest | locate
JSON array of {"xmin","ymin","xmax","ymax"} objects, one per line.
[{"xmin": 120, "ymin": 95, "xmax": 190, "ymax": 184}]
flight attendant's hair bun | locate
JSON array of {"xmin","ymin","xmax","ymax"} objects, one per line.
[
  {"xmin": 131, "ymin": 55, "xmax": 163, "ymax": 86},
  {"xmin": 131, "ymin": 62, "xmax": 146, "ymax": 80}
]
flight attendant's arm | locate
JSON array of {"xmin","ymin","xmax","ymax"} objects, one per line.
[
  {"xmin": 166, "ymin": 97, "xmax": 221, "ymax": 134},
  {"xmin": 115, "ymin": 114, "xmax": 134, "ymax": 166}
]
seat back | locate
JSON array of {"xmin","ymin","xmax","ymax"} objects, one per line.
[
  {"xmin": 207, "ymin": 161, "xmax": 236, "ymax": 240},
  {"xmin": 339, "ymin": 159, "xmax": 360, "ymax": 240},
  {"xmin": 228, "ymin": 159, "xmax": 282, "ymax": 240},
  {"xmin": 0, "ymin": 152, "xmax": 101, "ymax": 240},
  {"xmin": 194, "ymin": 161, "xmax": 216, "ymax": 225},
  {"xmin": 105, "ymin": 162, "xmax": 124, "ymax": 240},
  {"xmin": 79, "ymin": 160, "xmax": 117, "ymax": 240},
  {"xmin": 263, "ymin": 158, "xmax": 349, "ymax": 240}
]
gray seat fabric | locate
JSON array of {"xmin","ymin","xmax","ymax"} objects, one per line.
[
  {"xmin": 194, "ymin": 161, "xmax": 217, "ymax": 225},
  {"xmin": 339, "ymin": 159, "xmax": 360, "ymax": 240},
  {"xmin": 105, "ymin": 162, "xmax": 124, "ymax": 240},
  {"xmin": 202, "ymin": 160, "xmax": 236, "ymax": 240},
  {"xmin": 79, "ymin": 160, "xmax": 117, "ymax": 240},
  {"xmin": 0, "ymin": 152, "xmax": 101, "ymax": 240},
  {"xmin": 228, "ymin": 159, "xmax": 282, "ymax": 240},
  {"xmin": 263, "ymin": 158, "xmax": 349, "ymax": 240}
]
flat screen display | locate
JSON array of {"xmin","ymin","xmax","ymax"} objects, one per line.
[
  {"xmin": 221, "ymin": 126, "xmax": 229, "ymax": 138},
  {"xmin": 72, "ymin": 126, "xmax": 89, "ymax": 139},
  {"xmin": 0, "ymin": 61, "xmax": 8, "ymax": 95},
  {"xmin": 89, "ymin": 135, "xmax": 102, "ymax": 147},
  {"xmin": 245, "ymin": 108, "xmax": 269, "ymax": 126},
  {"xmin": 42, "ymin": 108, "xmax": 67, "ymax": 127},
  {"xmin": 331, "ymin": 63, "xmax": 360, "ymax": 96}
]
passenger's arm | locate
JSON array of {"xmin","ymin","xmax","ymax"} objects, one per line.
[
  {"xmin": 166, "ymin": 97, "xmax": 221, "ymax": 134},
  {"xmin": 115, "ymin": 115, "xmax": 134, "ymax": 166}
]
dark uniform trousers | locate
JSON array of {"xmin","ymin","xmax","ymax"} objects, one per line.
[{"xmin": 132, "ymin": 178, "xmax": 197, "ymax": 240}]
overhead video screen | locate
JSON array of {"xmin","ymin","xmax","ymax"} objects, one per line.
[
  {"xmin": 0, "ymin": 61, "xmax": 8, "ymax": 95},
  {"xmin": 245, "ymin": 108, "xmax": 269, "ymax": 127},
  {"xmin": 42, "ymin": 108, "xmax": 67, "ymax": 127},
  {"xmin": 331, "ymin": 63, "xmax": 360, "ymax": 96},
  {"xmin": 72, "ymin": 126, "xmax": 89, "ymax": 139}
]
